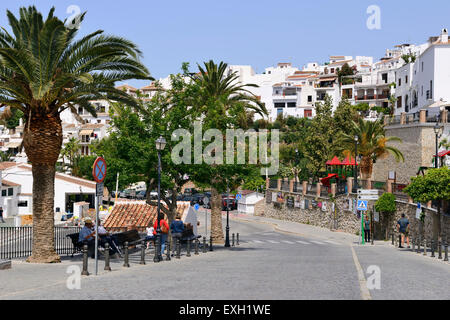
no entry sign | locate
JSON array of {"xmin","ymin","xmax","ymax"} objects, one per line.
[{"xmin": 92, "ymin": 157, "xmax": 107, "ymax": 183}]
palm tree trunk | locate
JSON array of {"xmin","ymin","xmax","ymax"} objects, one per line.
[
  {"xmin": 26, "ymin": 164, "xmax": 60, "ymax": 263},
  {"xmin": 210, "ymin": 187, "xmax": 224, "ymax": 244},
  {"xmin": 360, "ymin": 156, "xmax": 373, "ymax": 180},
  {"xmin": 23, "ymin": 111, "xmax": 63, "ymax": 263}
]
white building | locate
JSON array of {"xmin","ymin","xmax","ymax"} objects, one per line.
[
  {"xmin": 237, "ymin": 190, "xmax": 265, "ymax": 215},
  {"xmin": 0, "ymin": 162, "xmax": 96, "ymax": 219}
]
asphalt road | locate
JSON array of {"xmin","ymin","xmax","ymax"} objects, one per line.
[{"xmin": 0, "ymin": 213, "xmax": 449, "ymax": 300}]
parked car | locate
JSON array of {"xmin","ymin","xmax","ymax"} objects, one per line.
[
  {"xmin": 149, "ymin": 190, "xmax": 158, "ymax": 200},
  {"xmin": 136, "ymin": 190, "xmax": 146, "ymax": 200},
  {"xmin": 222, "ymin": 197, "xmax": 237, "ymax": 211},
  {"xmin": 184, "ymin": 188, "xmax": 198, "ymax": 196},
  {"xmin": 191, "ymin": 194, "xmax": 205, "ymax": 206}
]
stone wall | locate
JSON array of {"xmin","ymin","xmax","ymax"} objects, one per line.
[
  {"xmin": 260, "ymin": 190, "xmax": 362, "ymax": 235},
  {"xmin": 260, "ymin": 189, "xmax": 450, "ymax": 241}
]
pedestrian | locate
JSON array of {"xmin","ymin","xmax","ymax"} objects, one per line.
[
  {"xmin": 153, "ymin": 213, "xmax": 169, "ymax": 258},
  {"xmin": 0, "ymin": 207, "xmax": 4, "ymax": 223},
  {"xmin": 145, "ymin": 225, "xmax": 155, "ymax": 249},
  {"xmin": 397, "ymin": 213, "xmax": 410, "ymax": 248},
  {"xmin": 170, "ymin": 215, "xmax": 185, "ymax": 255},
  {"xmin": 364, "ymin": 214, "xmax": 371, "ymax": 243}
]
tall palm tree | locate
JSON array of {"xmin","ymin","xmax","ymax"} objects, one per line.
[
  {"xmin": 60, "ymin": 137, "xmax": 81, "ymax": 173},
  {"xmin": 191, "ymin": 60, "xmax": 267, "ymax": 243},
  {"xmin": 339, "ymin": 118, "xmax": 404, "ymax": 180},
  {"xmin": 0, "ymin": 6, "xmax": 151, "ymax": 263}
]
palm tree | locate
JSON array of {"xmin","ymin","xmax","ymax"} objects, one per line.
[
  {"xmin": 0, "ymin": 6, "xmax": 151, "ymax": 263},
  {"xmin": 191, "ymin": 60, "xmax": 267, "ymax": 243},
  {"xmin": 339, "ymin": 118, "xmax": 404, "ymax": 180}
]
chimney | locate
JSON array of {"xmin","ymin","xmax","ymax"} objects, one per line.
[{"xmin": 441, "ymin": 28, "xmax": 448, "ymax": 43}]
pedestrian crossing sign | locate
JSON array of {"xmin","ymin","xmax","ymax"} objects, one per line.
[{"xmin": 357, "ymin": 200, "xmax": 368, "ymax": 211}]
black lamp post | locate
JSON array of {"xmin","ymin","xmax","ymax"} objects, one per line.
[
  {"xmin": 434, "ymin": 121, "xmax": 443, "ymax": 169},
  {"xmin": 154, "ymin": 135, "xmax": 167, "ymax": 262},
  {"xmin": 224, "ymin": 180, "xmax": 230, "ymax": 247},
  {"xmin": 353, "ymin": 135, "xmax": 359, "ymax": 193}
]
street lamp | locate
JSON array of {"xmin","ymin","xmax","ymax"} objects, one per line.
[
  {"xmin": 224, "ymin": 180, "xmax": 231, "ymax": 247},
  {"xmin": 433, "ymin": 121, "xmax": 443, "ymax": 168},
  {"xmin": 154, "ymin": 135, "xmax": 166, "ymax": 262},
  {"xmin": 353, "ymin": 135, "xmax": 359, "ymax": 193}
]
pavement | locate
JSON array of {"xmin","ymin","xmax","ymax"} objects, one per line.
[{"xmin": 0, "ymin": 211, "xmax": 448, "ymax": 300}]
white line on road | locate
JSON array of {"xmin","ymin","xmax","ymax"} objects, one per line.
[
  {"xmin": 350, "ymin": 245, "xmax": 372, "ymax": 300},
  {"xmin": 281, "ymin": 240, "xmax": 295, "ymax": 244},
  {"xmin": 324, "ymin": 240, "xmax": 341, "ymax": 245},
  {"xmin": 267, "ymin": 240, "xmax": 280, "ymax": 244},
  {"xmin": 310, "ymin": 240, "xmax": 326, "ymax": 245},
  {"xmin": 296, "ymin": 240, "xmax": 310, "ymax": 245},
  {"xmin": 252, "ymin": 240, "xmax": 264, "ymax": 244}
]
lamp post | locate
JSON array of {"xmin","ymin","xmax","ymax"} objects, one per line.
[
  {"xmin": 224, "ymin": 180, "xmax": 231, "ymax": 247},
  {"xmin": 353, "ymin": 135, "xmax": 359, "ymax": 193},
  {"xmin": 154, "ymin": 135, "xmax": 167, "ymax": 262},
  {"xmin": 433, "ymin": 120, "xmax": 444, "ymax": 246}
]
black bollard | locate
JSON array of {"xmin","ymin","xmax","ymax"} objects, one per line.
[
  {"xmin": 82, "ymin": 244, "xmax": 89, "ymax": 276},
  {"xmin": 232, "ymin": 233, "xmax": 235, "ymax": 247},
  {"xmin": 444, "ymin": 241, "xmax": 449, "ymax": 262},
  {"xmin": 166, "ymin": 240, "xmax": 171, "ymax": 261},
  {"xmin": 398, "ymin": 234, "xmax": 402, "ymax": 248},
  {"xmin": 423, "ymin": 238, "xmax": 427, "ymax": 256},
  {"xmin": 176, "ymin": 239, "xmax": 181, "ymax": 259},
  {"xmin": 237, "ymin": 233, "xmax": 240, "ymax": 246},
  {"xmin": 187, "ymin": 240, "xmax": 191, "ymax": 257},
  {"xmin": 209, "ymin": 236, "xmax": 213, "ymax": 252},
  {"xmin": 391, "ymin": 232, "xmax": 395, "ymax": 245},
  {"xmin": 412, "ymin": 237, "xmax": 415, "ymax": 252},
  {"xmin": 417, "ymin": 235, "xmax": 421, "ymax": 253},
  {"xmin": 154, "ymin": 236, "xmax": 160, "ymax": 263},
  {"xmin": 123, "ymin": 241, "xmax": 130, "ymax": 267},
  {"xmin": 438, "ymin": 239, "xmax": 442, "ymax": 259},
  {"xmin": 431, "ymin": 239, "xmax": 435, "ymax": 258},
  {"xmin": 104, "ymin": 243, "xmax": 112, "ymax": 271},
  {"xmin": 194, "ymin": 239, "xmax": 199, "ymax": 255},
  {"xmin": 140, "ymin": 243, "xmax": 146, "ymax": 265},
  {"xmin": 203, "ymin": 237, "xmax": 207, "ymax": 253}
]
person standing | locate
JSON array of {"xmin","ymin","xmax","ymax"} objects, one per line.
[
  {"xmin": 397, "ymin": 213, "xmax": 410, "ymax": 248},
  {"xmin": 170, "ymin": 215, "xmax": 185, "ymax": 255},
  {"xmin": 153, "ymin": 213, "xmax": 169, "ymax": 258},
  {"xmin": 364, "ymin": 214, "xmax": 371, "ymax": 243},
  {"xmin": 0, "ymin": 207, "xmax": 4, "ymax": 223}
]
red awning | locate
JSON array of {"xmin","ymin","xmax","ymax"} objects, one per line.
[
  {"xmin": 326, "ymin": 156, "xmax": 343, "ymax": 166},
  {"xmin": 342, "ymin": 156, "xmax": 358, "ymax": 166},
  {"xmin": 433, "ymin": 150, "xmax": 450, "ymax": 158}
]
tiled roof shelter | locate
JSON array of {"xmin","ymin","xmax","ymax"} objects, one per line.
[{"xmin": 104, "ymin": 201, "xmax": 190, "ymax": 232}]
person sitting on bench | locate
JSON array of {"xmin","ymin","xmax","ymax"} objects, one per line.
[{"xmin": 78, "ymin": 218, "xmax": 118, "ymax": 258}]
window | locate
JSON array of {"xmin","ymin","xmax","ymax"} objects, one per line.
[
  {"xmin": 422, "ymin": 62, "xmax": 424, "ymax": 72},
  {"xmin": 430, "ymin": 80, "xmax": 433, "ymax": 99},
  {"xmin": 307, "ymin": 95, "xmax": 313, "ymax": 102},
  {"xmin": 405, "ymin": 76, "xmax": 408, "ymax": 84},
  {"xmin": 398, "ymin": 78, "xmax": 401, "ymax": 86},
  {"xmin": 421, "ymin": 86, "xmax": 423, "ymax": 96},
  {"xmin": 382, "ymin": 73, "xmax": 388, "ymax": 83},
  {"xmin": 274, "ymin": 102, "xmax": 285, "ymax": 109},
  {"xmin": 331, "ymin": 68, "xmax": 335, "ymax": 74},
  {"xmin": 397, "ymin": 96, "xmax": 402, "ymax": 109},
  {"xmin": 8, "ymin": 188, "xmax": 13, "ymax": 196},
  {"xmin": 1, "ymin": 190, "xmax": 6, "ymax": 197},
  {"xmin": 304, "ymin": 109, "xmax": 313, "ymax": 118},
  {"xmin": 287, "ymin": 102, "xmax": 296, "ymax": 108},
  {"xmin": 18, "ymin": 201, "xmax": 28, "ymax": 207}
]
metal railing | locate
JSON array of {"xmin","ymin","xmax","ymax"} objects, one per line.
[
  {"xmin": 336, "ymin": 180, "xmax": 347, "ymax": 195},
  {"xmin": 0, "ymin": 226, "xmax": 82, "ymax": 259},
  {"xmin": 269, "ymin": 179, "xmax": 278, "ymax": 189},
  {"xmin": 281, "ymin": 180, "xmax": 290, "ymax": 192},
  {"xmin": 307, "ymin": 183, "xmax": 317, "ymax": 196},
  {"xmin": 293, "ymin": 181, "xmax": 303, "ymax": 193}
]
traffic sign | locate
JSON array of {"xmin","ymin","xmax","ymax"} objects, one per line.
[
  {"xmin": 194, "ymin": 203, "xmax": 200, "ymax": 211},
  {"xmin": 357, "ymin": 200, "xmax": 368, "ymax": 211},
  {"xmin": 236, "ymin": 193, "xmax": 242, "ymax": 201},
  {"xmin": 96, "ymin": 183, "xmax": 104, "ymax": 197},
  {"xmin": 357, "ymin": 189, "xmax": 379, "ymax": 195},
  {"xmin": 358, "ymin": 195, "xmax": 379, "ymax": 201},
  {"xmin": 92, "ymin": 157, "xmax": 107, "ymax": 183}
]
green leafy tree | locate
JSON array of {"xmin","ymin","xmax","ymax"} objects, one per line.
[
  {"xmin": 187, "ymin": 60, "xmax": 268, "ymax": 243},
  {"xmin": 404, "ymin": 167, "xmax": 450, "ymax": 241},
  {"xmin": 0, "ymin": 6, "xmax": 151, "ymax": 262},
  {"xmin": 337, "ymin": 63, "xmax": 355, "ymax": 86},
  {"xmin": 375, "ymin": 192, "xmax": 397, "ymax": 239},
  {"xmin": 60, "ymin": 137, "xmax": 80, "ymax": 173}
]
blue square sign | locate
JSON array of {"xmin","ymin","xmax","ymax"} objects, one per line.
[{"xmin": 357, "ymin": 200, "xmax": 368, "ymax": 211}]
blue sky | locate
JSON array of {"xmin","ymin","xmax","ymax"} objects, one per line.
[{"xmin": 1, "ymin": 0, "xmax": 449, "ymax": 87}]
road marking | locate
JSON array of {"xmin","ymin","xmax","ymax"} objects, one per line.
[
  {"xmin": 296, "ymin": 240, "xmax": 310, "ymax": 245},
  {"xmin": 267, "ymin": 240, "xmax": 280, "ymax": 244},
  {"xmin": 350, "ymin": 245, "xmax": 372, "ymax": 300},
  {"xmin": 281, "ymin": 240, "xmax": 295, "ymax": 244},
  {"xmin": 253, "ymin": 240, "xmax": 264, "ymax": 244},
  {"xmin": 324, "ymin": 240, "xmax": 341, "ymax": 245},
  {"xmin": 310, "ymin": 240, "xmax": 326, "ymax": 245}
]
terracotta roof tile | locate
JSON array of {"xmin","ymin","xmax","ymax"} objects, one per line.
[{"xmin": 0, "ymin": 162, "xmax": 18, "ymax": 170}]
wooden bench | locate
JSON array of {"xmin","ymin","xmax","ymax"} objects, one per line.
[{"xmin": 66, "ymin": 233, "xmax": 84, "ymax": 257}]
